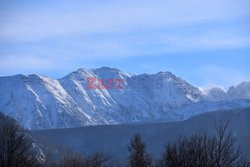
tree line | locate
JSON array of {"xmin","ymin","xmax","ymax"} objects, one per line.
[{"xmin": 0, "ymin": 113, "xmax": 249, "ymax": 167}]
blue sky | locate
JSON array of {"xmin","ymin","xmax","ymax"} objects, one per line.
[{"xmin": 0, "ymin": 0, "xmax": 250, "ymax": 89}]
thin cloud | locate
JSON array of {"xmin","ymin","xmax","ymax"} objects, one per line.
[
  {"xmin": 0, "ymin": 0, "xmax": 250, "ymax": 87},
  {"xmin": 0, "ymin": 0, "xmax": 249, "ymax": 42},
  {"xmin": 197, "ymin": 65, "xmax": 250, "ymax": 90}
]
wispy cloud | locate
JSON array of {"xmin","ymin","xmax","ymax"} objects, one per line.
[
  {"xmin": 0, "ymin": 0, "xmax": 249, "ymax": 42},
  {"xmin": 197, "ymin": 64, "xmax": 250, "ymax": 90},
  {"xmin": 0, "ymin": 0, "xmax": 250, "ymax": 86}
]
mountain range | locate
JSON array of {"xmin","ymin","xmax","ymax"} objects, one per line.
[{"xmin": 0, "ymin": 67, "xmax": 250, "ymax": 129}]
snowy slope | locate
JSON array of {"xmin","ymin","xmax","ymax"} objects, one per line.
[
  {"xmin": 0, "ymin": 67, "xmax": 250, "ymax": 129},
  {"xmin": 171, "ymin": 99, "xmax": 250, "ymax": 121},
  {"xmin": 59, "ymin": 68, "xmax": 202, "ymax": 124},
  {"xmin": 0, "ymin": 74, "xmax": 94, "ymax": 129}
]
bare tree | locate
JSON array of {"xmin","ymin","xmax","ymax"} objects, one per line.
[
  {"xmin": 127, "ymin": 134, "xmax": 152, "ymax": 167},
  {"xmin": 158, "ymin": 122, "xmax": 250, "ymax": 167},
  {"xmin": 0, "ymin": 123, "xmax": 40, "ymax": 167}
]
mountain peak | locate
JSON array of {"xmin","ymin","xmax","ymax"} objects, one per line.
[
  {"xmin": 28, "ymin": 74, "xmax": 48, "ymax": 79},
  {"xmin": 92, "ymin": 67, "xmax": 132, "ymax": 78},
  {"xmin": 92, "ymin": 67, "xmax": 121, "ymax": 74},
  {"xmin": 156, "ymin": 71, "xmax": 177, "ymax": 79},
  {"xmin": 203, "ymin": 87, "xmax": 228, "ymax": 101},
  {"xmin": 75, "ymin": 68, "xmax": 92, "ymax": 73},
  {"xmin": 227, "ymin": 81, "xmax": 250, "ymax": 99},
  {"xmin": 93, "ymin": 66, "xmax": 120, "ymax": 71}
]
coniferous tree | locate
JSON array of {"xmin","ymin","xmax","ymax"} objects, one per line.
[{"xmin": 127, "ymin": 134, "xmax": 152, "ymax": 167}]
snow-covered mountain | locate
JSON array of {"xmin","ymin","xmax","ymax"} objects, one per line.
[
  {"xmin": 203, "ymin": 82, "xmax": 250, "ymax": 101},
  {"xmin": 0, "ymin": 67, "xmax": 249, "ymax": 129},
  {"xmin": 228, "ymin": 81, "xmax": 250, "ymax": 99},
  {"xmin": 203, "ymin": 87, "xmax": 229, "ymax": 101}
]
